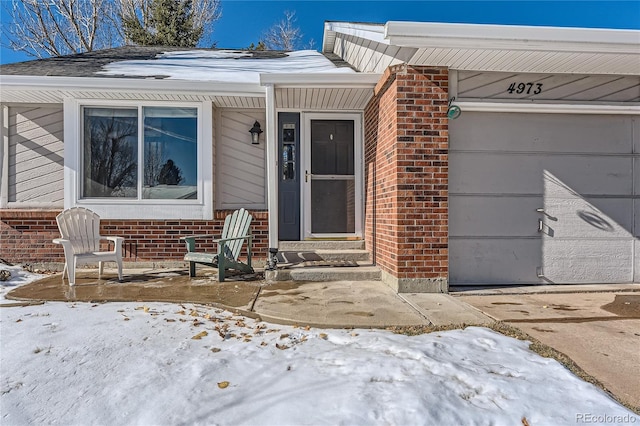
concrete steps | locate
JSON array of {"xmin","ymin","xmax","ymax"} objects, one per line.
[
  {"xmin": 278, "ymin": 240, "xmax": 365, "ymax": 251},
  {"xmin": 272, "ymin": 264, "xmax": 382, "ymax": 282},
  {"xmin": 267, "ymin": 240, "xmax": 382, "ymax": 282}
]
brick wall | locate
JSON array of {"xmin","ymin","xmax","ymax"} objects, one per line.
[
  {"xmin": 364, "ymin": 65, "xmax": 449, "ymax": 292},
  {"xmin": 0, "ymin": 209, "xmax": 269, "ymax": 265}
]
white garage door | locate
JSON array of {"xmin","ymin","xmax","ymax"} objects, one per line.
[{"xmin": 449, "ymin": 112, "xmax": 639, "ymax": 285}]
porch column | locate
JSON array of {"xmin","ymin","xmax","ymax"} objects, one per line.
[
  {"xmin": 1, "ymin": 105, "xmax": 8, "ymax": 207},
  {"xmin": 264, "ymin": 84, "xmax": 279, "ymax": 257}
]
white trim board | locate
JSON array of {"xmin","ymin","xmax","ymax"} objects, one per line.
[{"xmin": 455, "ymin": 102, "xmax": 640, "ymax": 115}]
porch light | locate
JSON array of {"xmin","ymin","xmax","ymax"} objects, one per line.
[{"xmin": 249, "ymin": 121, "xmax": 263, "ymax": 144}]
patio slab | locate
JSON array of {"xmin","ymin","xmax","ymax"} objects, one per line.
[
  {"xmin": 6, "ymin": 269, "xmax": 261, "ymax": 315},
  {"xmin": 4, "ymin": 267, "xmax": 493, "ymax": 329}
]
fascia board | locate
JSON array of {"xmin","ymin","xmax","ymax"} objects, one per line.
[
  {"xmin": 0, "ymin": 75, "xmax": 266, "ymax": 96},
  {"xmin": 259, "ymin": 73, "xmax": 381, "ymax": 88},
  {"xmin": 385, "ymin": 21, "xmax": 640, "ymax": 54}
]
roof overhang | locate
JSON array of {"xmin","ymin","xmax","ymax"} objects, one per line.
[
  {"xmin": 0, "ymin": 75, "xmax": 265, "ymax": 97},
  {"xmin": 0, "ymin": 74, "xmax": 380, "ymax": 110},
  {"xmin": 323, "ymin": 21, "xmax": 640, "ymax": 75},
  {"xmin": 384, "ymin": 21, "xmax": 640, "ymax": 54},
  {"xmin": 0, "ymin": 75, "xmax": 267, "ymax": 105},
  {"xmin": 323, "ymin": 22, "xmax": 387, "ymax": 52},
  {"xmin": 260, "ymin": 73, "xmax": 381, "ymax": 88},
  {"xmin": 260, "ymin": 73, "xmax": 380, "ymax": 110}
]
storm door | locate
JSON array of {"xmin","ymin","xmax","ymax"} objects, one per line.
[{"xmin": 303, "ymin": 114, "xmax": 362, "ymax": 238}]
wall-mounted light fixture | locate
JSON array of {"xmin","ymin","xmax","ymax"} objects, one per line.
[
  {"xmin": 447, "ymin": 97, "xmax": 462, "ymax": 119},
  {"xmin": 249, "ymin": 121, "xmax": 263, "ymax": 144}
]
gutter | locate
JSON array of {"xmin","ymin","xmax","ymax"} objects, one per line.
[
  {"xmin": 0, "ymin": 75, "xmax": 266, "ymax": 97},
  {"xmin": 384, "ymin": 21, "xmax": 640, "ymax": 54}
]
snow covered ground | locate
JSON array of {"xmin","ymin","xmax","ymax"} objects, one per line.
[{"xmin": 1, "ymin": 267, "xmax": 637, "ymax": 425}]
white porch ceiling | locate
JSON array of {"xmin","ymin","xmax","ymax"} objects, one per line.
[{"xmin": 275, "ymin": 87, "xmax": 373, "ymax": 110}]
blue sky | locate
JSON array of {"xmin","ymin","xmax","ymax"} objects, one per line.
[{"xmin": 1, "ymin": 0, "xmax": 639, "ymax": 65}]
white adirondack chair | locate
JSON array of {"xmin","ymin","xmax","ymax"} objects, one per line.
[{"xmin": 53, "ymin": 207, "xmax": 124, "ymax": 286}]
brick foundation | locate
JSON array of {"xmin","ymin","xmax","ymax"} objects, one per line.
[
  {"xmin": 0, "ymin": 209, "xmax": 269, "ymax": 266},
  {"xmin": 364, "ymin": 65, "xmax": 449, "ymax": 292}
]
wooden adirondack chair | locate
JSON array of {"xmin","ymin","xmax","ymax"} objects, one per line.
[
  {"xmin": 53, "ymin": 207, "xmax": 124, "ymax": 286},
  {"xmin": 181, "ymin": 208, "xmax": 254, "ymax": 281}
]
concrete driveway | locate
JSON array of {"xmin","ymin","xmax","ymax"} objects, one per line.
[{"xmin": 457, "ymin": 289, "xmax": 640, "ymax": 410}]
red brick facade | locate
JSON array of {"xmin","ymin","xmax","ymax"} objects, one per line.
[
  {"xmin": 0, "ymin": 209, "xmax": 269, "ymax": 266},
  {"xmin": 364, "ymin": 65, "xmax": 449, "ymax": 292}
]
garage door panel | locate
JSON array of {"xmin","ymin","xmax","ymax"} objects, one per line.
[
  {"xmin": 450, "ymin": 111, "xmax": 637, "ymax": 285},
  {"xmin": 544, "ymin": 197, "xmax": 633, "ymax": 240},
  {"xmin": 634, "ymin": 118, "xmax": 640, "ymax": 154},
  {"xmin": 635, "ymin": 240, "xmax": 640, "ymax": 282},
  {"xmin": 450, "ymin": 113, "xmax": 633, "ymax": 154},
  {"xmin": 542, "ymin": 239, "xmax": 633, "ymax": 283},
  {"xmin": 634, "ymin": 199, "xmax": 640, "ymax": 237},
  {"xmin": 449, "ymin": 196, "xmax": 541, "ymax": 237},
  {"xmin": 449, "ymin": 239, "xmax": 542, "ymax": 284},
  {"xmin": 451, "ymin": 153, "xmax": 632, "ymax": 196},
  {"xmin": 634, "ymin": 158, "xmax": 640, "ymax": 196}
]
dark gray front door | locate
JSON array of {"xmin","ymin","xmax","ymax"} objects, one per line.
[{"xmin": 278, "ymin": 113, "xmax": 300, "ymax": 240}]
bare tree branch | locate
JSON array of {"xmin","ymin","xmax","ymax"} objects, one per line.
[
  {"xmin": 2, "ymin": 0, "xmax": 122, "ymax": 59},
  {"xmin": 261, "ymin": 11, "xmax": 303, "ymax": 51}
]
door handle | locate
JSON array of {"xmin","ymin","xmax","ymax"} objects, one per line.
[
  {"xmin": 305, "ymin": 170, "xmax": 310, "ymax": 183},
  {"xmin": 538, "ymin": 219, "xmax": 544, "ymax": 232}
]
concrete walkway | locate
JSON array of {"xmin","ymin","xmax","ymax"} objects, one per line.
[
  {"xmin": 4, "ymin": 267, "xmax": 491, "ymax": 328},
  {"xmin": 457, "ymin": 289, "xmax": 640, "ymax": 409}
]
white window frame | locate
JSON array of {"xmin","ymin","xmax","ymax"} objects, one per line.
[{"xmin": 64, "ymin": 98, "xmax": 213, "ymax": 219}]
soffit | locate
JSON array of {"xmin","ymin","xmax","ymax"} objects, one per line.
[
  {"xmin": 324, "ymin": 21, "xmax": 640, "ymax": 76},
  {"xmin": 274, "ymin": 87, "xmax": 373, "ymax": 110}
]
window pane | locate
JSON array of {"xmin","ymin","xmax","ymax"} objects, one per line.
[
  {"xmin": 83, "ymin": 108, "xmax": 138, "ymax": 198},
  {"xmin": 143, "ymin": 107, "xmax": 198, "ymax": 200},
  {"xmin": 311, "ymin": 120, "xmax": 354, "ymax": 176}
]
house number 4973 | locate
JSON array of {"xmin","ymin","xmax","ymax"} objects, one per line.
[{"xmin": 507, "ymin": 82, "xmax": 543, "ymax": 95}]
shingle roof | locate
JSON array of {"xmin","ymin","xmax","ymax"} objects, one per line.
[{"xmin": 0, "ymin": 46, "xmax": 292, "ymax": 78}]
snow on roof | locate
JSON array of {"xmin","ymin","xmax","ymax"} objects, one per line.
[{"xmin": 99, "ymin": 49, "xmax": 354, "ymax": 84}]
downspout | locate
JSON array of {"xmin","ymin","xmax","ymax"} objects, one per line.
[
  {"xmin": 1, "ymin": 105, "xmax": 8, "ymax": 208},
  {"xmin": 265, "ymin": 83, "xmax": 279, "ymax": 269}
]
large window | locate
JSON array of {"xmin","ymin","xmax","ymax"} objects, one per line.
[{"xmin": 82, "ymin": 106, "xmax": 198, "ymax": 200}]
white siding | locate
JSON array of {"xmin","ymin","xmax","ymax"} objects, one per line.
[
  {"xmin": 216, "ymin": 109, "xmax": 267, "ymax": 209},
  {"xmin": 450, "ymin": 112, "xmax": 638, "ymax": 285},
  {"xmin": 8, "ymin": 106, "xmax": 64, "ymax": 206},
  {"xmin": 457, "ymin": 71, "xmax": 640, "ymax": 102}
]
